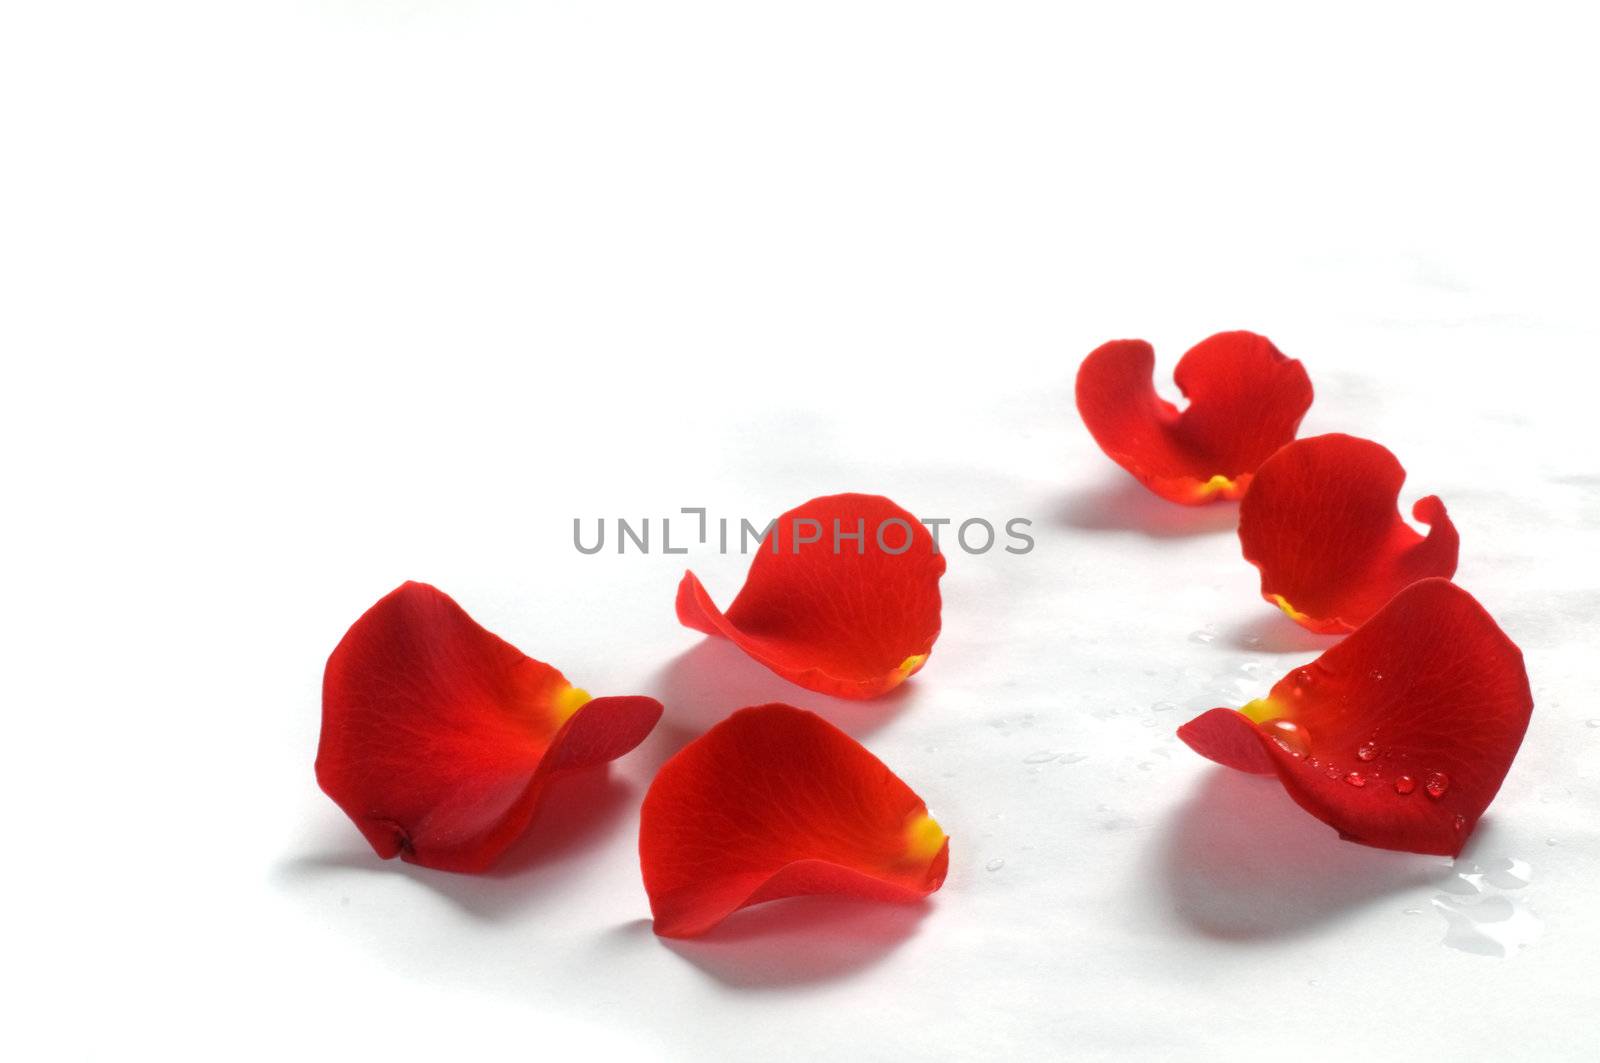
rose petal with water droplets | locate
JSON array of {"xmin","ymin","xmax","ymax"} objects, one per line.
[{"xmin": 1177, "ymin": 579, "xmax": 1532, "ymax": 856}]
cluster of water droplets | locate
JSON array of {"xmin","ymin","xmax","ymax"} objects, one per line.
[
  {"xmin": 1169, "ymin": 622, "xmax": 1547, "ymax": 957},
  {"xmin": 1251, "ymin": 665, "xmax": 1465, "ymax": 828},
  {"xmin": 979, "ymin": 706, "xmax": 1112, "ymax": 875},
  {"xmin": 1021, "ymin": 749, "xmax": 1091, "ymax": 768},
  {"xmin": 1242, "ymin": 660, "xmax": 1541, "ymax": 957},
  {"xmin": 987, "ymin": 711, "xmax": 1037, "ymax": 738},
  {"xmin": 1167, "ymin": 647, "xmax": 1272, "ymax": 716},
  {"xmin": 1426, "ymin": 857, "xmax": 1542, "ymax": 956}
]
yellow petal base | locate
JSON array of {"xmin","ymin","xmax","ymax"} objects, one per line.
[
  {"xmin": 553, "ymin": 684, "xmax": 593, "ymax": 722},
  {"xmin": 1272, "ymin": 594, "xmax": 1312, "ymax": 625},
  {"xmin": 902, "ymin": 811, "xmax": 946, "ymax": 862},
  {"xmin": 889, "ymin": 653, "xmax": 928, "ymax": 688},
  {"xmin": 1239, "ymin": 696, "xmax": 1284, "ymax": 724}
]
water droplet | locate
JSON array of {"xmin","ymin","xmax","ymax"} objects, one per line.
[
  {"xmin": 986, "ymin": 858, "xmax": 1005, "ymax": 872},
  {"xmin": 1432, "ymin": 894, "xmax": 1543, "ymax": 957},
  {"xmin": 1022, "ymin": 750, "xmax": 1059, "ymax": 764},
  {"xmin": 1587, "ymin": 719, "xmax": 1600, "ymax": 728},
  {"xmin": 1453, "ymin": 814, "xmax": 1466, "ymax": 832},
  {"xmin": 1425, "ymin": 772, "xmax": 1451, "ymax": 799},
  {"xmin": 1546, "ymin": 837, "xmax": 1559, "ymax": 847},
  {"xmin": 1345, "ymin": 771, "xmax": 1367, "ymax": 787},
  {"xmin": 1484, "ymin": 858, "xmax": 1533, "ymax": 889},
  {"xmin": 1368, "ymin": 669, "xmax": 1385, "ymax": 682},
  {"xmin": 1261, "ymin": 718, "xmax": 1311, "ymax": 758},
  {"xmin": 1403, "ymin": 907, "xmax": 1422, "ymax": 915},
  {"xmin": 1062, "ymin": 752, "xmax": 1089, "ymax": 765},
  {"xmin": 1211, "ymin": 683, "xmax": 1251, "ymax": 709},
  {"xmin": 1244, "ymin": 634, "xmax": 1263, "ymax": 648},
  {"xmin": 1357, "ymin": 742, "xmax": 1378, "ymax": 762},
  {"xmin": 1294, "ymin": 667, "xmax": 1317, "ymax": 690},
  {"xmin": 1325, "ymin": 766, "xmax": 1342, "ymax": 780},
  {"xmin": 1150, "ymin": 700, "xmax": 1178, "ymax": 713},
  {"xmin": 1189, "ymin": 630, "xmax": 1217, "ymax": 644},
  {"xmin": 1137, "ymin": 761, "xmax": 1154, "ymax": 771},
  {"xmin": 1394, "ymin": 775, "xmax": 1417, "ymax": 795},
  {"xmin": 1437, "ymin": 867, "xmax": 1483, "ymax": 896}
]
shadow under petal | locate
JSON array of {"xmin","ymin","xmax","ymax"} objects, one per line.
[
  {"xmin": 1222, "ymin": 611, "xmax": 1342, "ymax": 655},
  {"xmin": 1055, "ymin": 477, "xmax": 1240, "ymax": 539},
  {"xmin": 1158, "ymin": 769, "xmax": 1438, "ymax": 941},
  {"xmin": 659, "ymin": 895, "xmax": 930, "ymax": 990},
  {"xmin": 275, "ymin": 767, "xmax": 637, "ymax": 922},
  {"xmin": 650, "ymin": 638, "xmax": 916, "ymax": 741}
]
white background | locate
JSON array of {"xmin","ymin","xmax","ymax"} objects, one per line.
[{"xmin": 5, "ymin": 2, "xmax": 1599, "ymax": 1059}]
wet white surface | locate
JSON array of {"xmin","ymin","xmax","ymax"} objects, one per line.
[{"xmin": 6, "ymin": 2, "xmax": 1600, "ymax": 1059}]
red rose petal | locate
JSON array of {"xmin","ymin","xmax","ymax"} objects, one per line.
[
  {"xmin": 1075, "ymin": 331, "xmax": 1313, "ymax": 504},
  {"xmin": 316, "ymin": 582, "xmax": 662, "ymax": 873},
  {"xmin": 676, "ymin": 493, "xmax": 946, "ymax": 699},
  {"xmin": 1177, "ymin": 579, "xmax": 1532, "ymax": 856},
  {"xmin": 639, "ymin": 703, "xmax": 949, "ymax": 938},
  {"xmin": 1238, "ymin": 433, "xmax": 1460, "ymax": 633}
]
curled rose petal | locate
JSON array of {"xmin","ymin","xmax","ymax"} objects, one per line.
[
  {"xmin": 1075, "ymin": 331, "xmax": 1313, "ymax": 504},
  {"xmin": 675, "ymin": 493, "xmax": 945, "ymax": 699},
  {"xmin": 1177, "ymin": 579, "xmax": 1532, "ymax": 856},
  {"xmin": 316, "ymin": 582, "xmax": 662, "ymax": 873},
  {"xmin": 1238, "ymin": 433, "xmax": 1459, "ymax": 633},
  {"xmin": 639, "ymin": 703, "xmax": 948, "ymax": 938}
]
